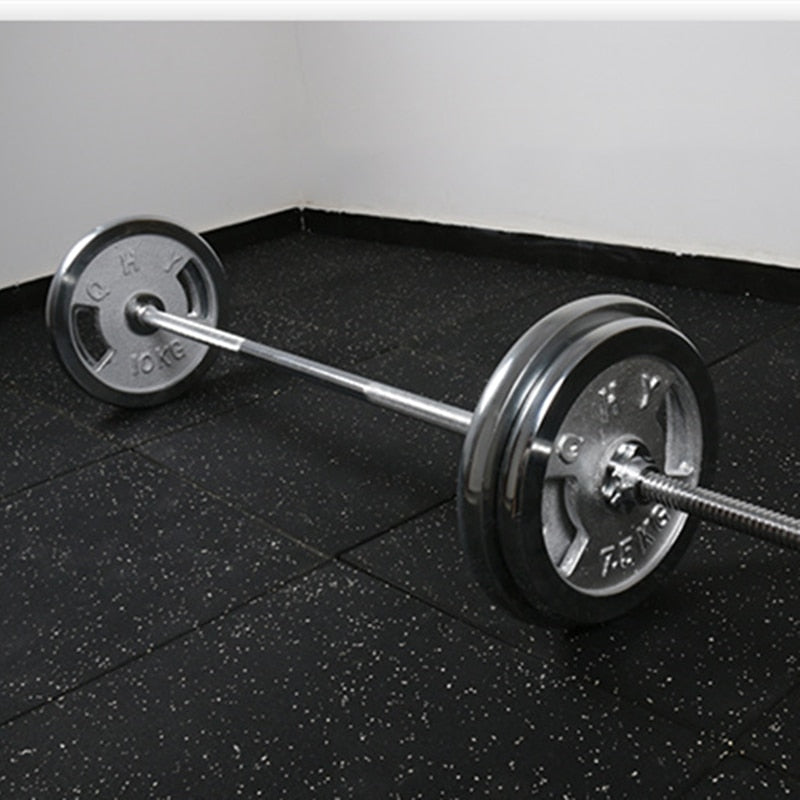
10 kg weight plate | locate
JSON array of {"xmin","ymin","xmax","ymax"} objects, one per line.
[{"xmin": 46, "ymin": 218, "xmax": 227, "ymax": 406}]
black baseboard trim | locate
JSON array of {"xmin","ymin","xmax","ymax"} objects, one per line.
[
  {"xmin": 0, "ymin": 277, "xmax": 51, "ymax": 317},
  {"xmin": 4, "ymin": 206, "xmax": 800, "ymax": 312},
  {"xmin": 303, "ymin": 209, "xmax": 800, "ymax": 304},
  {"xmin": 202, "ymin": 208, "xmax": 302, "ymax": 252}
]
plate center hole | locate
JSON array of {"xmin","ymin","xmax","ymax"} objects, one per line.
[{"xmin": 126, "ymin": 293, "xmax": 166, "ymax": 335}]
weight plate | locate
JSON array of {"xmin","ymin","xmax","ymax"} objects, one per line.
[
  {"xmin": 458, "ymin": 295, "xmax": 671, "ymax": 619},
  {"xmin": 456, "ymin": 304, "xmax": 561, "ymax": 620},
  {"xmin": 496, "ymin": 297, "xmax": 717, "ymax": 625},
  {"xmin": 46, "ymin": 217, "xmax": 227, "ymax": 407},
  {"xmin": 458, "ymin": 295, "xmax": 717, "ymax": 625}
]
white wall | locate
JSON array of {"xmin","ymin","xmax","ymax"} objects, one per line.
[
  {"xmin": 297, "ymin": 21, "xmax": 800, "ymax": 269},
  {"xmin": 0, "ymin": 22, "xmax": 305, "ymax": 288},
  {"xmin": 4, "ymin": 21, "xmax": 800, "ymax": 290}
]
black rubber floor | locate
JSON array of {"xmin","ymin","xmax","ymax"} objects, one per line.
[{"xmin": 2, "ymin": 230, "xmax": 800, "ymax": 798}]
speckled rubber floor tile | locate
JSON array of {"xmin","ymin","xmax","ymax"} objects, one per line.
[
  {"xmin": 218, "ymin": 230, "xmax": 402, "ymax": 367},
  {"xmin": 229, "ymin": 304, "xmax": 382, "ymax": 370},
  {"xmin": 0, "ymin": 305, "xmax": 67, "ymax": 392},
  {"xmin": 271, "ymin": 240, "xmax": 566, "ymax": 359},
  {"xmin": 415, "ymin": 275, "xmax": 800, "ymax": 375},
  {"xmin": 0, "ymin": 388, "xmax": 118, "ymax": 499},
  {"xmin": 0, "ymin": 563, "xmax": 714, "ymax": 799},
  {"xmin": 222, "ymin": 232, "xmax": 424, "ymax": 313},
  {"xmin": 343, "ymin": 502, "xmax": 562, "ymax": 646},
  {"xmin": 139, "ymin": 349, "xmax": 468, "ymax": 554},
  {"xmin": 0, "ymin": 451, "xmax": 320, "ymax": 722},
  {"xmin": 711, "ymin": 321, "xmax": 800, "ymax": 466},
  {"xmin": 564, "ymin": 517, "xmax": 798, "ymax": 736},
  {"xmin": 739, "ymin": 684, "xmax": 800, "ymax": 779},
  {"xmin": 680, "ymin": 755, "xmax": 800, "ymax": 799},
  {"xmin": 345, "ymin": 500, "xmax": 799, "ymax": 735},
  {"xmin": 0, "ymin": 299, "xmax": 364, "ymax": 447}
]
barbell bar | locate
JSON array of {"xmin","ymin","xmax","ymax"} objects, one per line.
[
  {"xmin": 45, "ymin": 217, "xmax": 800, "ymax": 626},
  {"xmin": 138, "ymin": 303, "xmax": 474, "ymax": 435}
]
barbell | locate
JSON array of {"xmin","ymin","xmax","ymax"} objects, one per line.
[{"xmin": 45, "ymin": 217, "xmax": 800, "ymax": 626}]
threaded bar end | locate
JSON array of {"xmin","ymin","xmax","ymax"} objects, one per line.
[{"xmin": 638, "ymin": 472, "xmax": 800, "ymax": 551}]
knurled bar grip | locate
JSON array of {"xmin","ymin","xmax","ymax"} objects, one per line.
[{"xmin": 137, "ymin": 304, "xmax": 474, "ymax": 435}]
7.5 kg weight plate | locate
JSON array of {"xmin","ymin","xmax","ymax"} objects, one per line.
[
  {"xmin": 458, "ymin": 295, "xmax": 717, "ymax": 626},
  {"xmin": 46, "ymin": 218, "xmax": 227, "ymax": 407}
]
